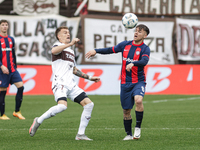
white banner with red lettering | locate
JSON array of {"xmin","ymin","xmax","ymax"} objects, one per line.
[
  {"xmin": 83, "ymin": 16, "xmax": 175, "ymax": 65},
  {"xmin": 13, "ymin": 0, "xmax": 59, "ymax": 16},
  {"xmin": 7, "ymin": 65, "xmax": 200, "ymax": 95},
  {"xmin": 88, "ymin": 0, "xmax": 200, "ymax": 15},
  {"xmin": 0, "ymin": 15, "xmax": 80, "ymax": 65},
  {"xmin": 176, "ymin": 18, "xmax": 200, "ymax": 61}
]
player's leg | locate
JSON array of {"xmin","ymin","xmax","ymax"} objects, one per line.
[
  {"xmin": 29, "ymin": 85, "xmax": 68, "ymax": 137},
  {"xmin": 69, "ymin": 86, "xmax": 94, "ymax": 140},
  {"xmin": 76, "ymin": 96, "xmax": 94, "ymax": 140},
  {"xmin": 11, "ymin": 70, "xmax": 25, "ymax": 119},
  {"xmin": 0, "ymin": 87, "xmax": 10, "ymax": 120},
  {"xmin": 37, "ymin": 99, "xmax": 67, "ymax": 124},
  {"xmin": 29, "ymin": 100, "xmax": 67, "ymax": 137},
  {"xmin": 120, "ymin": 84, "xmax": 134, "ymax": 140},
  {"xmin": 123, "ymin": 109, "xmax": 134, "ymax": 140},
  {"xmin": 133, "ymin": 95, "xmax": 143, "ymax": 139},
  {"xmin": 0, "ymin": 74, "xmax": 10, "ymax": 120},
  {"xmin": 133, "ymin": 82, "xmax": 146, "ymax": 139},
  {"xmin": 13, "ymin": 81, "xmax": 25, "ymax": 119}
]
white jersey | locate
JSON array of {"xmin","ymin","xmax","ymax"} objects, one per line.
[{"xmin": 51, "ymin": 41, "xmax": 76, "ymax": 90}]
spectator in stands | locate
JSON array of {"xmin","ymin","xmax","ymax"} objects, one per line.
[{"xmin": 0, "ymin": 19, "xmax": 25, "ymax": 120}]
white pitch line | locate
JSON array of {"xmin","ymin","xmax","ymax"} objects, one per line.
[
  {"xmin": 0, "ymin": 128, "xmax": 200, "ymax": 131},
  {"xmin": 143, "ymin": 96, "xmax": 200, "ymax": 104}
]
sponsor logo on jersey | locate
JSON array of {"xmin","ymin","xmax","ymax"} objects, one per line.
[
  {"xmin": 2, "ymin": 48, "xmax": 12, "ymax": 51},
  {"xmin": 66, "ymin": 53, "xmax": 74, "ymax": 60},
  {"xmin": 124, "ymin": 49, "xmax": 129, "ymax": 51},
  {"xmin": 123, "ymin": 57, "xmax": 138, "ymax": 63}
]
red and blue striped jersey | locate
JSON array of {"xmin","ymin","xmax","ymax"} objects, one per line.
[
  {"xmin": 0, "ymin": 35, "xmax": 17, "ymax": 73},
  {"xmin": 95, "ymin": 40, "xmax": 150, "ymax": 84}
]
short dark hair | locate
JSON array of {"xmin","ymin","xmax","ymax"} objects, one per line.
[
  {"xmin": 136, "ymin": 24, "xmax": 150, "ymax": 35},
  {"xmin": 55, "ymin": 26, "xmax": 69, "ymax": 40},
  {"xmin": 0, "ymin": 19, "xmax": 9, "ymax": 25}
]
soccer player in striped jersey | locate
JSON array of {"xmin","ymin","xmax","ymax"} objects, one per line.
[
  {"xmin": 0, "ymin": 19, "xmax": 25, "ymax": 120},
  {"xmin": 29, "ymin": 26, "xmax": 100, "ymax": 140},
  {"xmin": 86, "ymin": 24, "xmax": 150, "ymax": 140}
]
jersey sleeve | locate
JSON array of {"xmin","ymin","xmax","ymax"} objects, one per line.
[
  {"xmin": 12, "ymin": 37, "xmax": 17, "ymax": 67},
  {"xmin": 95, "ymin": 41, "xmax": 127, "ymax": 54},
  {"xmin": 133, "ymin": 46, "xmax": 150, "ymax": 66},
  {"xmin": 51, "ymin": 41, "xmax": 62, "ymax": 55}
]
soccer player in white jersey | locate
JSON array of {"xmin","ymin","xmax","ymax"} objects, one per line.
[{"xmin": 29, "ymin": 26, "xmax": 100, "ymax": 140}]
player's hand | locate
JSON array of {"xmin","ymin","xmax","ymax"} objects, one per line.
[
  {"xmin": 0, "ymin": 65, "xmax": 9, "ymax": 74},
  {"xmin": 126, "ymin": 63, "xmax": 134, "ymax": 72},
  {"xmin": 85, "ymin": 50, "xmax": 96, "ymax": 59},
  {"xmin": 70, "ymin": 38, "xmax": 80, "ymax": 45},
  {"xmin": 90, "ymin": 76, "xmax": 100, "ymax": 83}
]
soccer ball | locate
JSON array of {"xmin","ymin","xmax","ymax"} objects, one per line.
[{"xmin": 122, "ymin": 13, "xmax": 138, "ymax": 29}]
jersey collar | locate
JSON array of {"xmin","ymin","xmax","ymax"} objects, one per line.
[
  {"xmin": 0, "ymin": 34, "xmax": 8, "ymax": 38},
  {"xmin": 132, "ymin": 40, "xmax": 144, "ymax": 46}
]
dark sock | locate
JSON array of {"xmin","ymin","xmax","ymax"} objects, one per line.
[
  {"xmin": 15, "ymin": 86, "xmax": 24, "ymax": 112},
  {"xmin": 124, "ymin": 119, "xmax": 132, "ymax": 136},
  {"xmin": 0, "ymin": 91, "xmax": 7, "ymax": 116},
  {"xmin": 135, "ymin": 111, "xmax": 143, "ymax": 128}
]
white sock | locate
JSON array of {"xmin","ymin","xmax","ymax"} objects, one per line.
[
  {"xmin": 37, "ymin": 104, "xmax": 67, "ymax": 124},
  {"xmin": 78, "ymin": 102, "xmax": 94, "ymax": 135}
]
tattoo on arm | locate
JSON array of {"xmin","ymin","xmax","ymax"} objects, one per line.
[{"xmin": 73, "ymin": 67, "xmax": 89, "ymax": 79}]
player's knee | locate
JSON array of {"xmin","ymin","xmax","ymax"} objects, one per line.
[
  {"xmin": 50, "ymin": 104, "xmax": 67, "ymax": 117},
  {"xmin": 58, "ymin": 104, "xmax": 67, "ymax": 111},
  {"xmin": 89, "ymin": 102, "xmax": 94, "ymax": 108},
  {"xmin": 123, "ymin": 109, "xmax": 131, "ymax": 116},
  {"xmin": 135, "ymin": 96, "xmax": 143, "ymax": 106},
  {"xmin": 87, "ymin": 102, "xmax": 94, "ymax": 110},
  {"xmin": 84, "ymin": 102, "xmax": 94, "ymax": 111},
  {"xmin": 135, "ymin": 99, "xmax": 143, "ymax": 106}
]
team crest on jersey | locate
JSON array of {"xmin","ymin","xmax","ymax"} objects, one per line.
[
  {"xmin": 136, "ymin": 51, "xmax": 140, "ymax": 55},
  {"xmin": 10, "ymin": 41, "xmax": 12, "ymax": 45}
]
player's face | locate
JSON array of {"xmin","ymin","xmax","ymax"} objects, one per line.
[
  {"xmin": 0, "ymin": 22, "xmax": 9, "ymax": 34},
  {"xmin": 58, "ymin": 29, "xmax": 70, "ymax": 44},
  {"xmin": 133, "ymin": 28, "xmax": 147, "ymax": 44}
]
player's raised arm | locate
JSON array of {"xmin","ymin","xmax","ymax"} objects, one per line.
[
  {"xmin": 73, "ymin": 66, "xmax": 100, "ymax": 82},
  {"xmin": 52, "ymin": 38, "xmax": 80, "ymax": 55}
]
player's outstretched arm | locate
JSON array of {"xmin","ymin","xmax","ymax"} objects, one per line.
[
  {"xmin": 73, "ymin": 67, "xmax": 100, "ymax": 82},
  {"xmin": 85, "ymin": 50, "xmax": 96, "ymax": 59}
]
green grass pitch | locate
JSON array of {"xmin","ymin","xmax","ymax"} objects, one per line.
[{"xmin": 0, "ymin": 95, "xmax": 200, "ymax": 150}]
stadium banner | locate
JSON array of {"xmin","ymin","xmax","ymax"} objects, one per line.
[
  {"xmin": 13, "ymin": 0, "xmax": 59, "ymax": 15},
  {"xmin": 82, "ymin": 15, "xmax": 176, "ymax": 65},
  {"xmin": 0, "ymin": 15, "xmax": 80, "ymax": 65},
  {"xmin": 7, "ymin": 65, "xmax": 200, "ymax": 95},
  {"xmin": 176, "ymin": 18, "xmax": 200, "ymax": 61},
  {"xmin": 88, "ymin": 0, "xmax": 200, "ymax": 15}
]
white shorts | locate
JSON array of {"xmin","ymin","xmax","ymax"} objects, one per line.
[{"xmin": 52, "ymin": 84, "xmax": 84, "ymax": 102}]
